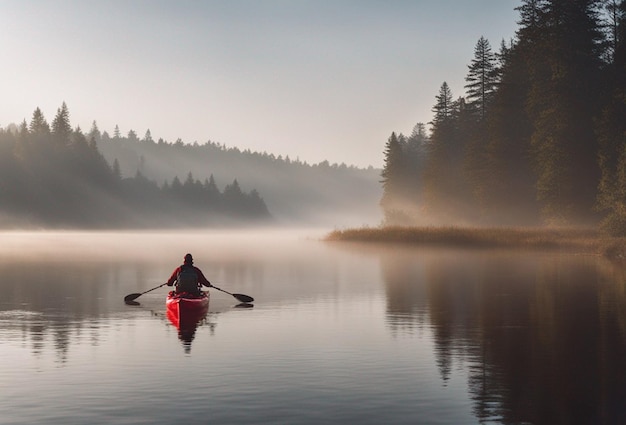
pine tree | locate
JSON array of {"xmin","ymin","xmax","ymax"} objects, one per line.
[
  {"xmin": 465, "ymin": 36, "xmax": 498, "ymax": 121},
  {"xmin": 204, "ymin": 174, "xmax": 221, "ymax": 208},
  {"xmin": 423, "ymin": 82, "xmax": 463, "ymax": 220},
  {"xmin": 51, "ymin": 102, "xmax": 72, "ymax": 146},
  {"xmin": 516, "ymin": 0, "xmax": 548, "ymax": 39},
  {"xmin": 89, "ymin": 121, "xmax": 101, "ymax": 141},
  {"xmin": 170, "ymin": 175, "xmax": 183, "ymax": 192},
  {"xmin": 431, "ymin": 82, "xmax": 454, "ymax": 125},
  {"xmin": 380, "ymin": 132, "xmax": 408, "ymax": 224},
  {"xmin": 29, "ymin": 107, "xmax": 50, "ymax": 135},
  {"xmin": 206, "ymin": 174, "xmax": 219, "ymax": 194},
  {"xmin": 224, "ymin": 179, "xmax": 242, "ymax": 197},
  {"xmin": 405, "ymin": 123, "xmax": 429, "ymax": 203},
  {"xmin": 224, "ymin": 179, "xmax": 244, "ymax": 212},
  {"xmin": 482, "ymin": 39, "xmax": 538, "ymax": 224},
  {"xmin": 18, "ymin": 120, "xmax": 28, "ymax": 139},
  {"xmin": 144, "ymin": 129, "xmax": 153, "ymax": 143},
  {"xmin": 127, "ymin": 129, "xmax": 139, "ymax": 142}
]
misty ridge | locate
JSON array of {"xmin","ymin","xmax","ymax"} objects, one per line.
[
  {"xmin": 0, "ymin": 103, "xmax": 381, "ymax": 229},
  {"xmin": 93, "ymin": 124, "xmax": 381, "ymax": 226}
]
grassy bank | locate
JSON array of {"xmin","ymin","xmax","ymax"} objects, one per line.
[{"xmin": 325, "ymin": 226, "xmax": 626, "ymax": 261}]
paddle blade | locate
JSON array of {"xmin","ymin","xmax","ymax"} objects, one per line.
[
  {"xmin": 210, "ymin": 285, "xmax": 254, "ymax": 303},
  {"xmin": 124, "ymin": 293, "xmax": 141, "ymax": 304},
  {"xmin": 232, "ymin": 293, "xmax": 254, "ymax": 303}
]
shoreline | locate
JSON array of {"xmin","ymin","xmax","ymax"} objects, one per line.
[{"xmin": 324, "ymin": 225, "xmax": 626, "ymax": 261}]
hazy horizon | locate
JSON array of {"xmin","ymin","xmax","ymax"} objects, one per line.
[{"xmin": 1, "ymin": 0, "xmax": 519, "ymax": 168}]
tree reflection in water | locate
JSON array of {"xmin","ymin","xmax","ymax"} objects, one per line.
[
  {"xmin": 380, "ymin": 248, "xmax": 626, "ymax": 425},
  {"xmin": 0, "ymin": 260, "xmax": 116, "ymax": 364}
]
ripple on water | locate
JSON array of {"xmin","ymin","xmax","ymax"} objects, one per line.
[{"xmin": 0, "ymin": 309, "xmax": 43, "ymax": 319}]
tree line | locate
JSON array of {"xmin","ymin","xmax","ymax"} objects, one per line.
[
  {"xmin": 0, "ymin": 103, "xmax": 270, "ymax": 228},
  {"xmin": 87, "ymin": 121, "xmax": 381, "ymax": 225},
  {"xmin": 381, "ymin": 0, "xmax": 626, "ymax": 234}
]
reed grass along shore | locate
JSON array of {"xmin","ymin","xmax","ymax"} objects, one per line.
[{"xmin": 325, "ymin": 226, "xmax": 626, "ymax": 261}]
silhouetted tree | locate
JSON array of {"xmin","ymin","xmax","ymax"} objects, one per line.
[
  {"xmin": 51, "ymin": 102, "xmax": 72, "ymax": 146},
  {"xmin": 465, "ymin": 36, "xmax": 498, "ymax": 121},
  {"xmin": 463, "ymin": 37, "xmax": 502, "ymax": 219},
  {"xmin": 380, "ymin": 132, "xmax": 409, "ymax": 224},
  {"xmin": 423, "ymin": 82, "xmax": 464, "ymax": 220},
  {"xmin": 29, "ymin": 107, "xmax": 50, "ymax": 135}
]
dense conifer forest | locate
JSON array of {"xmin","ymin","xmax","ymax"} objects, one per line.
[
  {"xmin": 0, "ymin": 103, "xmax": 271, "ymax": 228},
  {"xmin": 0, "ymin": 101, "xmax": 381, "ymax": 228},
  {"xmin": 380, "ymin": 0, "xmax": 626, "ymax": 235}
]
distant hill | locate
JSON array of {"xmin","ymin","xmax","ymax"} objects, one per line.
[
  {"xmin": 0, "ymin": 103, "xmax": 382, "ymax": 228},
  {"xmin": 0, "ymin": 105, "xmax": 272, "ymax": 228},
  {"xmin": 93, "ymin": 129, "xmax": 383, "ymax": 227}
]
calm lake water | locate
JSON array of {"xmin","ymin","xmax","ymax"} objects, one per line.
[{"xmin": 1, "ymin": 230, "xmax": 626, "ymax": 425}]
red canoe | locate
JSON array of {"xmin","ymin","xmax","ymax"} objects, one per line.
[{"xmin": 166, "ymin": 291, "xmax": 209, "ymax": 329}]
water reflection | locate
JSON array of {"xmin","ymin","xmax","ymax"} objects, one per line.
[
  {"xmin": 379, "ymin": 248, "xmax": 626, "ymax": 425},
  {"xmin": 165, "ymin": 310, "xmax": 213, "ymax": 354},
  {"xmin": 4, "ymin": 231, "xmax": 626, "ymax": 424},
  {"xmin": 166, "ymin": 301, "xmax": 251, "ymax": 354},
  {"xmin": 0, "ymin": 259, "xmax": 118, "ymax": 363},
  {"xmin": 0, "ymin": 256, "xmax": 212, "ymax": 359}
]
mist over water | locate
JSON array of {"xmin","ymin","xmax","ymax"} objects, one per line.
[
  {"xmin": 0, "ymin": 228, "xmax": 326, "ymax": 261},
  {"xmin": 1, "ymin": 230, "xmax": 626, "ymax": 424}
]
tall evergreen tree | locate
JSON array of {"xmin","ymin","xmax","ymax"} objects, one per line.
[
  {"xmin": 423, "ymin": 82, "xmax": 465, "ymax": 220},
  {"xmin": 51, "ymin": 102, "xmax": 72, "ymax": 146},
  {"xmin": 29, "ymin": 107, "xmax": 50, "ymax": 135},
  {"xmin": 481, "ymin": 38, "xmax": 538, "ymax": 224},
  {"xmin": 465, "ymin": 36, "xmax": 498, "ymax": 121},
  {"xmin": 465, "ymin": 39, "xmax": 513, "ymax": 221},
  {"xmin": 89, "ymin": 121, "xmax": 101, "ymax": 141},
  {"xmin": 380, "ymin": 132, "xmax": 408, "ymax": 224},
  {"xmin": 127, "ymin": 129, "xmax": 139, "ymax": 142},
  {"xmin": 405, "ymin": 122, "xmax": 430, "ymax": 209},
  {"xmin": 431, "ymin": 82, "xmax": 454, "ymax": 125},
  {"xmin": 516, "ymin": 0, "xmax": 548, "ymax": 39}
]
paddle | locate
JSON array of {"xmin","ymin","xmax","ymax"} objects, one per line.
[
  {"xmin": 124, "ymin": 283, "xmax": 167, "ymax": 304},
  {"xmin": 210, "ymin": 285, "xmax": 254, "ymax": 303}
]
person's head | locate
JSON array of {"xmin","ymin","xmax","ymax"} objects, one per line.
[{"xmin": 184, "ymin": 253, "xmax": 193, "ymax": 265}]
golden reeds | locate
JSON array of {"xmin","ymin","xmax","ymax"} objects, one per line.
[{"xmin": 325, "ymin": 225, "xmax": 626, "ymax": 261}]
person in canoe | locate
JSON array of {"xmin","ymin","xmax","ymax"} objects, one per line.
[{"xmin": 166, "ymin": 253, "xmax": 213, "ymax": 296}]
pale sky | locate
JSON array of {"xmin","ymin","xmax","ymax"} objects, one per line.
[{"xmin": 1, "ymin": 0, "xmax": 520, "ymax": 168}]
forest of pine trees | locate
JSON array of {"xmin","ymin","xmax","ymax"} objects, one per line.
[
  {"xmin": 87, "ymin": 121, "xmax": 381, "ymax": 226},
  {"xmin": 380, "ymin": 0, "xmax": 626, "ymax": 234},
  {"xmin": 0, "ymin": 103, "xmax": 271, "ymax": 228}
]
